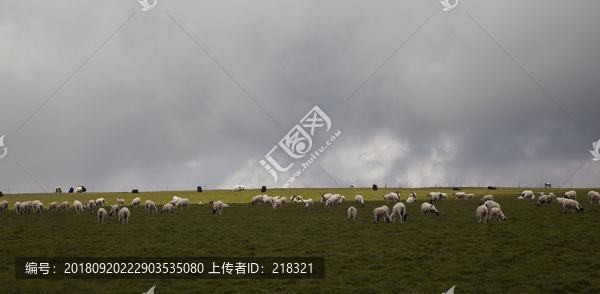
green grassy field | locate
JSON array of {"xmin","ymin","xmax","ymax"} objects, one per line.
[{"xmin": 1, "ymin": 187, "xmax": 599, "ymax": 293}]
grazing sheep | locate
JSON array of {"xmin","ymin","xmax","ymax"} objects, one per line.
[
  {"xmin": 324, "ymin": 197, "xmax": 336, "ymax": 208},
  {"xmin": 537, "ymin": 195, "xmax": 552, "ymax": 207},
  {"xmin": 232, "ymin": 185, "xmax": 245, "ymax": 192},
  {"xmin": 280, "ymin": 196, "xmax": 287, "ymax": 206},
  {"xmin": 272, "ymin": 199, "xmax": 282, "ymax": 210},
  {"xmin": 521, "ymin": 190, "xmax": 535, "ymax": 200},
  {"xmin": 74, "ymin": 200, "xmax": 84, "ymax": 214},
  {"xmin": 175, "ymin": 198, "xmax": 190, "ymax": 210},
  {"xmin": 390, "ymin": 202, "xmax": 408, "ymax": 224},
  {"xmin": 173, "ymin": 196, "xmax": 181, "ymax": 201},
  {"xmin": 383, "ymin": 192, "xmax": 401, "ymax": 204},
  {"xmin": 372, "ymin": 206, "xmax": 391, "ymax": 224},
  {"xmin": 429, "ymin": 193, "xmax": 442, "ymax": 204},
  {"xmin": 465, "ymin": 193, "xmax": 475, "ymax": 200},
  {"xmin": 453, "ymin": 192, "xmax": 466, "ymax": 200},
  {"xmin": 555, "ymin": 197, "xmax": 568, "ymax": 205},
  {"xmin": 304, "ymin": 198, "xmax": 314, "ymax": 210},
  {"xmin": 109, "ymin": 205, "xmax": 119, "ymax": 216},
  {"xmin": 479, "ymin": 195, "xmax": 494, "ymax": 205},
  {"xmin": 145, "ymin": 200, "xmax": 159, "ymax": 214},
  {"xmin": 0, "ymin": 200, "xmax": 8, "ymax": 213},
  {"xmin": 564, "ymin": 190, "xmax": 577, "ymax": 200},
  {"xmin": 118, "ymin": 207, "xmax": 131, "ymax": 224},
  {"xmin": 130, "ymin": 197, "xmax": 142, "ymax": 208},
  {"xmin": 484, "ymin": 201, "xmax": 501, "ymax": 221},
  {"xmin": 476, "ymin": 205, "xmax": 488, "ymax": 223},
  {"xmin": 161, "ymin": 204, "xmax": 174, "ymax": 216},
  {"xmin": 562, "ymin": 199, "xmax": 583, "ymax": 213},
  {"xmin": 210, "ymin": 200, "xmax": 229, "ymax": 215},
  {"xmin": 263, "ymin": 196, "xmax": 274, "ymax": 207},
  {"xmin": 251, "ymin": 195, "xmax": 264, "ymax": 205},
  {"xmin": 98, "ymin": 208, "xmax": 107, "ymax": 224},
  {"xmin": 587, "ymin": 191, "xmax": 600, "ymax": 204},
  {"xmin": 354, "ymin": 195, "xmax": 365, "ymax": 207},
  {"xmin": 58, "ymin": 201, "xmax": 70, "ymax": 212},
  {"xmin": 421, "ymin": 203, "xmax": 440, "ymax": 216},
  {"xmin": 168, "ymin": 199, "xmax": 179, "ymax": 207},
  {"xmin": 34, "ymin": 202, "xmax": 44, "ymax": 213},
  {"xmin": 22, "ymin": 201, "xmax": 33, "ymax": 214},
  {"xmin": 349, "ymin": 184, "xmax": 355, "ymax": 189},
  {"xmin": 338, "ymin": 196, "xmax": 345, "ymax": 205},
  {"xmin": 440, "ymin": 193, "xmax": 448, "ymax": 201},
  {"xmin": 291, "ymin": 195, "xmax": 304, "ymax": 203},
  {"xmin": 14, "ymin": 202, "xmax": 22, "ymax": 215},
  {"xmin": 95, "ymin": 198, "xmax": 105, "ymax": 207},
  {"xmin": 117, "ymin": 198, "xmax": 125, "ymax": 206},
  {"xmin": 86, "ymin": 200, "xmax": 96, "ymax": 214},
  {"xmin": 490, "ymin": 207, "xmax": 506, "ymax": 222},
  {"xmin": 406, "ymin": 197, "xmax": 417, "ymax": 203},
  {"xmin": 347, "ymin": 206, "xmax": 357, "ymax": 222},
  {"xmin": 47, "ymin": 202, "xmax": 59, "ymax": 212},
  {"xmin": 319, "ymin": 193, "xmax": 333, "ymax": 203}
]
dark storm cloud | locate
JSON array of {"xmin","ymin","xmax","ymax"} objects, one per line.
[{"xmin": 1, "ymin": 0, "xmax": 598, "ymax": 193}]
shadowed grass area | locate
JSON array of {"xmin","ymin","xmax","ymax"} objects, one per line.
[{"xmin": 1, "ymin": 187, "xmax": 599, "ymax": 293}]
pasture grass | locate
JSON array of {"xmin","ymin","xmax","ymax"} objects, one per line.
[{"xmin": 1, "ymin": 187, "xmax": 599, "ymax": 293}]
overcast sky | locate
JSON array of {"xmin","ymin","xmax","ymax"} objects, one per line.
[{"xmin": 1, "ymin": 0, "xmax": 599, "ymax": 193}]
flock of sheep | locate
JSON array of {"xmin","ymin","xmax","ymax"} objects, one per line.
[
  {"xmin": 2, "ymin": 188, "xmax": 598, "ymax": 225},
  {"xmin": 0, "ymin": 195, "xmax": 231, "ymax": 225}
]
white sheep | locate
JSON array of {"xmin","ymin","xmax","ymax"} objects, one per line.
[
  {"xmin": 390, "ymin": 202, "xmax": 407, "ymax": 224},
  {"xmin": 58, "ymin": 201, "xmax": 70, "ymax": 212},
  {"xmin": 428, "ymin": 192, "xmax": 442, "ymax": 204},
  {"xmin": 22, "ymin": 201, "xmax": 33, "ymax": 214},
  {"xmin": 32, "ymin": 201, "xmax": 44, "ymax": 213},
  {"xmin": 14, "ymin": 202, "xmax": 22, "ymax": 215},
  {"xmin": 130, "ymin": 197, "xmax": 142, "ymax": 208},
  {"xmin": 349, "ymin": 184, "xmax": 355, "ymax": 189},
  {"xmin": 517, "ymin": 196, "xmax": 525, "ymax": 200},
  {"xmin": 280, "ymin": 196, "xmax": 287, "ymax": 206},
  {"xmin": 372, "ymin": 206, "xmax": 391, "ymax": 224},
  {"xmin": 324, "ymin": 197, "xmax": 336, "ymax": 208},
  {"xmin": 272, "ymin": 199, "xmax": 282, "ymax": 210},
  {"xmin": 383, "ymin": 192, "xmax": 401, "ymax": 204},
  {"xmin": 95, "ymin": 198, "xmax": 105, "ymax": 207},
  {"xmin": 304, "ymin": 198, "xmax": 314, "ymax": 210},
  {"xmin": 410, "ymin": 190, "xmax": 417, "ymax": 198},
  {"xmin": 479, "ymin": 195, "xmax": 494, "ymax": 205},
  {"xmin": 564, "ymin": 190, "xmax": 577, "ymax": 200},
  {"xmin": 484, "ymin": 201, "xmax": 501, "ymax": 221},
  {"xmin": 421, "ymin": 203, "xmax": 440, "ymax": 216},
  {"xmin": 263, "ymin": 196, "xmax": 274, "ymax": 207},
  {"xmin": 0, "ymin": 200, "xmax": 8, "ymax": 213},
  {"xmin": 109, "ymin": 205, "xmax": 119, "ymax": 216},
  {"xmin": 562, "ymin": 199, "xmax": 583, "ymax": 213},
  {"xmin": 98, "ymin": 208, "xmax": 107, "ymax": 224},
  {"xmin": 348, "ymin": 206, "xmax": 357, "ymax": 222},
  {"xmin": 354, "ymin": 195, "xmax": 365, "ymax": 207},
  {"xmin": 476, "ymin": 205, "xmax": 488, "ymax": 223},
  {"xmin": 536, "ymin": 195, "xmax": 552, "ymax": 207},
  {"xmin": 168, "ymin": 199, "xmax": 179, "ymax": 207},
  {"xmin": 251, "ymin": 195, "xmax": 264, "ymax": 205},
  {"xmin": 338, "ymin": 196, "xmax": 345, "ymax": 205},
  {"xmin": 555, "ymin": 197, "xmax": 568, "ymax": 205},
  {"xmin": 118, "ymin": 207, "xmax": 131, "ymax": 224},
  {"xmin": 440, "ymin": 193, "xmax": 448, "ymax": 201},
  {"xmin": 453, "ymin": 192, "xmax": 466, "ymax": 200},
  {"xmin": 74, "ymin": 200, "xmax": 84, "ymax": 214},
  {"xmin": 521, "ymin": 190, "xmax": 535, "ymax": 200},
  {"xmin": 587, "ymin": 191, "xmax": 600, "ymax": 204},
  {"xmin": 175, "ymin": 198, "xmax": 190, "ymax": 210},
  {"xmin": 117, "ymin": 198, "xmax": 125, "ymax": 206},
  {"xmin": 145, "ymin": 200, "xmax": 159, "ymax": 214},
  {"xmin": 232, "ymin": 185, "xmax": 245, "ymax": 192},
  {"xmin": 319, "ymin": 193, "xmax": 333, "ymax": 203},
  {"xmin": 161, "ymin": 204, "xmax": 174, "ymax": 216},
  {"xmin": 47, "ymin": 202, "xmax": 59, "ymax": 212},
  {"xmin": 490, "ymin": 207, "xmax": 506, "ymax": 222},
  {"xmin": 86, "ymin": 200, "xmax": 96, "ymax": 214},
  {"xmin": 211, "ymin": 200, "xmax": 229, "ymax": 215},
  {"xmin": 465, "ymin": 193, "xmax": 475, "ymax": 200},
  {"xmin": 173, "ymin": 196, "xmax": 181, "ymax": 201},
  {"xmin": 291, "ymin": 195, "xmax": 304, "ymax": 203},
  {"xmin": 406, "ymin": 197, "xmax": 416, "ymax": 203}
]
